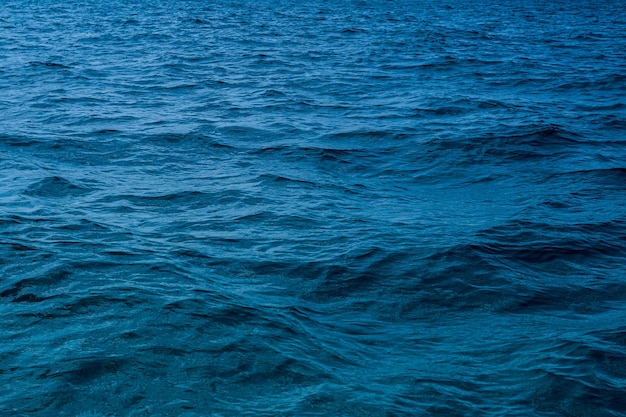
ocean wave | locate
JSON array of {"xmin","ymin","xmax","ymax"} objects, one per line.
[
  {"xmin": 2, "ymin": 0, "xmax": 626, "ymax": 415},
  {"xmin": 23, "ymin": 176, "xmax": 92, "ymax": 198}
]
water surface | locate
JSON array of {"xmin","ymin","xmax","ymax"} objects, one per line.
[{"xmin": 1, "ymin": 0, "xmax": 626, "ymax": 415}]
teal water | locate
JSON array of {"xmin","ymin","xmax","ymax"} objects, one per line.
[{"xmin": 1, "ymin": 0, "xmax": 626, "ymax": 415}]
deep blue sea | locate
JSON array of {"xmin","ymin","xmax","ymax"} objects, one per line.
[{"xmin": 1, "ymin": 0, "xmax": 626, "ymax": 415}]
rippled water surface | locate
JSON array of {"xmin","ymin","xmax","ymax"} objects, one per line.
[{"xmin": 2, "ymin": 0, "xmax": 626, "ymax": 415}]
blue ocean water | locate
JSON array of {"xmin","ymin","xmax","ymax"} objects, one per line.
[{"xmin": 1, "ymin": 0, "xmax": 626, "ymax": 415}]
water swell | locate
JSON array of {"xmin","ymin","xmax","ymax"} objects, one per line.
[{"xmin": 2, "ymin": 0, "xmax": 626, "ymax": 415}]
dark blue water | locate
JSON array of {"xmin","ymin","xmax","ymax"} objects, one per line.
[{"xmin": 1, "ymin": 0, "xmax": 626, "ymax": 415}]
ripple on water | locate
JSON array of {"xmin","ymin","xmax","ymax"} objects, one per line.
[{"xmin": 1, "ymin": 0, "xmax": 626, "ymax": 416}]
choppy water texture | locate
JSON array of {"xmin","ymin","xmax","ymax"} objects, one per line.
[{"xmin": 1, "ymin": 0, "xmax": 626, "ymax": 415}]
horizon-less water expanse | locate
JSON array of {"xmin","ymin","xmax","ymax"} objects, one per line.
[{"xmin": 1, "ymin": 0, "xmax": 626, "ymax": 415}]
